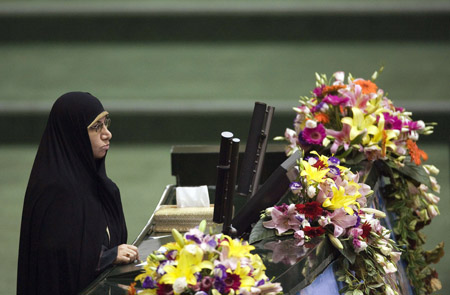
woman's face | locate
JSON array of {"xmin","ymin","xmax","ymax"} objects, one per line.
[{"xmin": 88, "ymin": 115, "xmax": 112, "ymax": 159}]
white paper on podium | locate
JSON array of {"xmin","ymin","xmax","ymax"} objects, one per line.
[{"xmin": 176, "ymin": 185, "xmax": 210, "ymax": 208}]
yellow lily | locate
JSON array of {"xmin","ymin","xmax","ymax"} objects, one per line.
[
  {"xmin": 300, "ymin": 160, "xmax": 329, "ymax": 184},
  {"xmin": 230, "ymin": 261, "xmax": 256, "ymax": 291},
  {"xmin": 322, "ymin": 186, "xmax": 360, "ymax": 215},
  {"xmin": 160, "ymin": 244, "xmax": 212, "ymax": 287},
  {"xmin": 221, "ymin": 236, "xmax": 255, "ymax": 259},
  {"xmin": 250, "ymin": 254, "xmax": 267, "ymax": 281},
  {"xmin": 341, "ymin": 107, "xmax": 376, "ymax": 143}
]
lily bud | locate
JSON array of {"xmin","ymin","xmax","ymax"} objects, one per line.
[
  {"xmin": 198, "ymin": 220, "xmax": 207, "ymax": 233},
  {"xmin": 328, "ymin": 234, "xmax": 344, "ymax": 250},
  {"xmin": 360, "ymin": 208, "xmax": 386, "ymax": 218},
  {"xmin": 172, "ymin": 228, "xmax": 185, "ymax": 247},
  {"xmin": 424, "ymin": 164, "xmax": 439, "ymax": 175}
]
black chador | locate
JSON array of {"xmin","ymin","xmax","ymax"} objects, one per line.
[{"xmin": 17, "ymin": 92, "xmax": 127, "ymax": 294}]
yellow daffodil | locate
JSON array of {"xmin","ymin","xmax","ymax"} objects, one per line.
[
  {"xmin": 341, "ymin": 107, "xmax": 376, "ymax": 142},
  {"xmin": 221, "ymin": 236, "xmax": 255, "ymax": 259},
  {"xmin": 322, "ymin": 186, "xmax": 360, "ymax": 215},
  {"xmin": 301, "ymin": 160, "xmax": 329, "ymax": 184}
]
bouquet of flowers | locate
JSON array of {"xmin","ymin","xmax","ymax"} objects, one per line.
[
  {"xmin": 129, "ymin": 220, "xmax": 283, "ymax": 295},
  {"xmin": 280, "ymin": 69, "xmax": 433, "ymax": 165},
  {"xmin": 250, "ymin": 152, "xmax": 401, "ymax": 295},
  {"xmin": 276, "ymin": 70, "xmax": 443, "ymax": 294}
]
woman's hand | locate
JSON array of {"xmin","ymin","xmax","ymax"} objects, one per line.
[{"xmin": 114, "ymin": 244, "xmax": 139, "ymax": 264}]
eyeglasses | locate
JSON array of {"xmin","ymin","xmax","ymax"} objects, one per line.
[{"xmin": 89, "ymin": 116, "xmax": 111, "ymax": 133}]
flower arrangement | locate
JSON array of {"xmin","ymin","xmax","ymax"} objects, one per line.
[
  {"xmin": 280, "ymin": 69, "xmax": 433, "ymax": 165},
  {"xmin": 129, "ymin": 220, "xmax": 283, "ymax": 295},
  {"xmin": 250, "ymin": 152, "xmax": 401, "ymax": 295},
  {"xmin": 275, "ymin": 70, "xmax": 443, "ymax": 294}
]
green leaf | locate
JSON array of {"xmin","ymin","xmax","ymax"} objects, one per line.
[
  {"xmin": 350, "ymin": 131, "xmax": 366, "ymax": 146},
  {"xmin": 336, "ymin": 239, "xmax": 356, "ymax": 264},
  {"xmin": 353, "ymin": 289, "xmax": 364, "ymax": 295},
  {"xmin": 395, "ymin": 157, "xmax": 432, "ymax": 188},
  {"xmin": 344, "ymin": 151, "xmax": 367, "ymax": 165},
  {"xmin": 249, "ymin": 219, "xmax": 276, "ymax": 244}
]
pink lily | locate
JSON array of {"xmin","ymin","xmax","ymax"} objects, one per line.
[
  {"xmin": 326, "ymin": 124, "xmax": 352, "ymax": 154},
  {"xmin": 263, "ymin": 204, "xmax": 301, "ymax": 235}
]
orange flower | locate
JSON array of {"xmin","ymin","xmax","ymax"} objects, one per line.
[
  {"xmin": 314, "ymin": 113, "xmax": 330, "ymax": 124},
  {"xmin": 128, "ymin": 282, "xmax": 137, "ymax": 295},
  {"xmin": 406, "ymin": 139, "xmax": 428, "ymax": 165},
  {"xmin": 322, "ymin": 84, "xmax": 346, "ymax": 95},
  {"xmin": 354, "ymin": 79, "xmax": 378, "ymax": 94}
]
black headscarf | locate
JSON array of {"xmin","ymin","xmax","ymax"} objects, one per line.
[{"xmin": 17, "ymin": 92, "xmax": 127, "ymax": 295}]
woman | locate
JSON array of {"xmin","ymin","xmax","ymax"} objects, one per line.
[{"xmin": 17, "ymin": 92, "xmax": 139, "ymax": 295}]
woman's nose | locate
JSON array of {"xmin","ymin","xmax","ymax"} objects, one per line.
[{"xmin": 102, "ymin": 126, "xmax": 112, "ymax": 140}]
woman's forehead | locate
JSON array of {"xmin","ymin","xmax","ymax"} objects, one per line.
[{"xmin": 87, "ymin": 111, "xmax": 109, "ymax": 128}]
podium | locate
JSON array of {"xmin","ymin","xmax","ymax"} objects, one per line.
[{"xmin": 80, "ymin": 145, "xmax": 414, "ymax": 295}]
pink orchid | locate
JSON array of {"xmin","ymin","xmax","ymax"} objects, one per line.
[{"xmin": 326, "ymin": 124, "xmax": 351, "ymax": 154}]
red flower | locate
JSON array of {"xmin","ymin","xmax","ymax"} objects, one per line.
[
  {"xmin": 224, "ymin": 273, "xmax": 241, "ymax": 293},
  {"xmin": 360, "ymin": 222, "xmax": 372, "ymax": 240},
  {"xmin": 296, "ymin": 202, "xmax": 324, "ymax": 220},
  {"xmin": 312, "ymin": 159, "xmax": 326, "ymax": 170},
  {"xmin": 157, "ymin": 284, "xmax": 174, "ymax": 295},
  {"xmin": 303, "ymin": 226, "xmax": 325, "ymax": 238}
]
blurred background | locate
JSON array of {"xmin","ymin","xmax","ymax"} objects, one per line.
[{"xmin": 1, "ymin": 0, "xmax": 449, "ymax": 293}]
